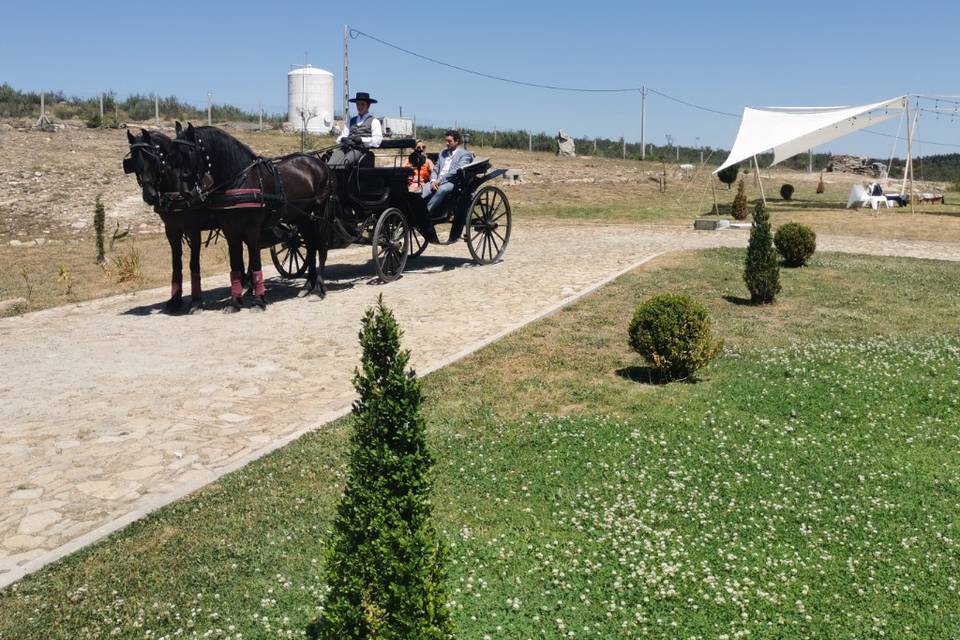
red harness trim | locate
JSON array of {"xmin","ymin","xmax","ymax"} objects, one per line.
[{"xmin": 210, "ymin": 188, "xmax": 266, "ymax": 209}]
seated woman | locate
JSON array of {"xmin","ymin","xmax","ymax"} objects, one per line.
[{"xmin": 402, "ymin": 140, "xmax": 434, "ymax": 193}]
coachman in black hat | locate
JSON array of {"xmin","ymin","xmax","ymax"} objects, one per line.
[{"xmin": 329, "ymin": 91, "xmax": 382, "ymax": 169}]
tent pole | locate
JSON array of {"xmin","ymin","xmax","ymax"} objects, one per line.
[
  {"xmin": 753, "ymin": 155, "xmax": 766, "ymax": 206},
  {"xmin": 905, "ymin": 97, "xmax": 915, "ymax": 214}
]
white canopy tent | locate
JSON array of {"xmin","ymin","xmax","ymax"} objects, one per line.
[{"xmin": 713, "ymin": 96, "xmax": 915, "ymax": 208}]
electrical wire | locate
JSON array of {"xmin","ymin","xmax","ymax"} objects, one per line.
[
  {"xmin": 348, "ymin": 27, "xmax": 740, "ymax": 117},
  {"xmin": 348, "ymin": 27, "xmax": 960, "ymax": 147}
]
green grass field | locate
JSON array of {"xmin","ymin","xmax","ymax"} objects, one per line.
[{"xmin": 1, "ymin": 249, "xmax": 959, "ymax": 639}]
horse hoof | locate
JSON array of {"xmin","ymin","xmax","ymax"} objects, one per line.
[
  {"xmin": 297, "ymin": 287, "xmax": 311, "ymax": 298},
  {"xmin": 224, "ymin": 297, "xmax": 243, "ymax": 313},
  {"xmin": 188, "ymin": 298, "xmax": 203, "ymax": 314},
  {"xmin": 251, "ymin": 295, "xmax": 267, "ymax": 311},
  {"xmin": 164, "ymin": 296, "xmax": 183, "ymax": 312}
]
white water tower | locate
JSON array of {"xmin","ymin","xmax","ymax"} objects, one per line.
[{"xmin": 287, "ymin": 65, "xmax": 334, "ymax": 133}]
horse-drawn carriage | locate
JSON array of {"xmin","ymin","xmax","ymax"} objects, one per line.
[
  {"xmin": 269, "ymin": 137, "xmax": 512, "ymax": 284},
  {"xmin": 125, "ymin": 126, "xmax": 512, "ymax": 311}
]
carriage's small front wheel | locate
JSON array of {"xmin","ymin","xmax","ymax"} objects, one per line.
[
  {"xmin": 466, "ymin": 185, "xmax": 511, "ymax": 265},
  {"xmin": 270, "ymin": 223, "xmax": 308, "ymax": 278},
  {"xmin": 372, "ymin": 208, "xmax": 409, "ymax": 282}
]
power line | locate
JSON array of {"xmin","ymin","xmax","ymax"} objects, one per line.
[
  {"xmin": 347, "ymin": 27, "xmax": 739, "ymax": 117},
  {"xmin": 644, "ymin": 88, "xmax": 739, "ymax": 118},
  {"xmin": 862, "ymin": 128, "xmax": 960, "ymax": 149}
]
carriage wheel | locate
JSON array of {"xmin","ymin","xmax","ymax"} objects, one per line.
[
  {"xmin": 270, "ymin": 224, "xmax": 308, "ymax": 278},
  {"xmin": 372, "ymin": 207, "xmax": 409, "ymax": 282},
  {"xmin": 409, "ymin": 226, "xmax": 428, "ymax": 259},
  {"xmin": 465, "ymin": 186, "xmax": 511, "ymax": 265}
]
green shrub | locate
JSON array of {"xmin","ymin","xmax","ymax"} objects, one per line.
[
  {"xmin": 732, "ymin": 178, "xmax": 748, "ymax": 220},
  {"xmin": 780, "ymin": 183, "xmax": 795, "ymax": 200},
  {"xmin": 85, "ymin": 112, "xmax": 102, "ymax": 129},
  {"xmin": 308, "ymin": 297, "xmax": 452, "ymax": 640},
  {"xmin": 774, "ymin": 222, "xmax": 816, "ymax": 267},
  {"xmin": 744, "ymin": 201, "xmax": 781, "ymax": 303},
  {"xmin": 717, "ymin": 164, "xmax": 739, "ymax": 189},
  {"xmin": 627, "ymin": 293, "xmax": 722, "ymax": 381}
]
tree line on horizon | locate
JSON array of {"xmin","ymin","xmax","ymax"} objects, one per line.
[{"xmin": 3, "ymin": 82, "xmax": 958, "ymax": 182}]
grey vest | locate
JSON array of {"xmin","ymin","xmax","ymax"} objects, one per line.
[{"xmin": 349, "ymin": 112, "xmax": 375, "ymax": 137}]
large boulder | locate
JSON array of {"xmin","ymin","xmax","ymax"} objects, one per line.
[{"xmin": 556, "ymin": 130, "xmax": 576, "ymax": 157}]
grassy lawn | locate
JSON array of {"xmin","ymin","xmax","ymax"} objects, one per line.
[{"xmin": 2, "ymin": 249, "xmax": 959, "ymax": 639}]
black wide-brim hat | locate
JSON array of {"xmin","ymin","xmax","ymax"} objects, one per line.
[{"xmin": 348, "ymin": 91, "xmax": 378, "ymax": 104}]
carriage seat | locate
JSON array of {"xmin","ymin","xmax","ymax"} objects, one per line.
[
  {"xmin": 376, "ymin": 138, "xmax": 416, "ymax": 150},
  {"xmin": 353, "ymin": 166, "xmax": 414, "ymax": 206},
  {"xmin": 457, "ymin": 157, "xmax": 490, "ymax": 183}
]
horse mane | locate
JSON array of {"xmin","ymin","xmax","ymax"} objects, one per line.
[{"xmin": 192, "ymin": 126, "xmax": 258, "ymax": 184}]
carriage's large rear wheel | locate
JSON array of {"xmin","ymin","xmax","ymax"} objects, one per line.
[
  {"xmin": 270, "ymin": 223, "xmax": 308, "ymax": 278},
  {"xmin": 465, "ymin": 185, "xmax": 511, "ymax": 264},
  {"xmin": 409, "ymin": 226, "xmax": 428, "ymax": 259},
  {"xmin": 372, "ymin": 207, "xmax": 409, "ymax": 282}
]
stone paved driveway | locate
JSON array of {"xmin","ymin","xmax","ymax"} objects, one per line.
[{"xmin": 1, "ymin": 222, "xmax": 958, "ymax": 588}]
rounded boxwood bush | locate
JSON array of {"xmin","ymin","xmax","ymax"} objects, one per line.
[
  {"xmin": 774, "ymin": 222, "xmax": 817, "ymax": 266},
  {"xmin": 780, "ymin": 183, "xmax": 795, "ymax": 200},
  {"xmin": 628, "ymin": 293, "xmax": 722, "ymax": 381}
]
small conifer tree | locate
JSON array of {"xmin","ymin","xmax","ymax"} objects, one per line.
[
  {"xmin": 743, "ymin": 201, "xmax": 781, "ymax": 304},
  {"xmin": 816, "ymin": 171, "xmax": 825, "ymax": 194},
  {"xmin": 94, "ymin": 195, "xmax": 106, "ymax": 264},
  {"xmin": 717, "ymin": 164, "xmax": 739, "ymax": 189},
  {"xmin": 308, "ymin": 296, "xmax": 452, "ymax": 640},
  {"xmin": 731, "ymin": 178, "xmax": 748, "ymax": 220}
]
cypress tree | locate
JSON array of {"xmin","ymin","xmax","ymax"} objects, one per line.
[
  {"xmin": 308, "ymin": 296, "xmax": 452, "ymax": 640},
  {"xmin": 743, "ymin": 201, "xmax": 781, "ymax": 304},
  {"xmin": 731, "ymin": 178, "xmax": 748, "ymax": 220},
  {"xmin": 94, "ymin": 195, "xmax": 106, "ymax": 264}
]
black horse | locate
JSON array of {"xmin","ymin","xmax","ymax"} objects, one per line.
[
  {"xmin": 125, "ymin": 128, "xmax": 216, "ymax": 312},
  {"xmin": 169, "ymin": 122, "xmax": 336, "ymax": 310}
]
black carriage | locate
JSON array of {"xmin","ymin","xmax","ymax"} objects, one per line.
[{"xmin": 269, "ymin": 138, "xmax": 512, "ymax": 283}]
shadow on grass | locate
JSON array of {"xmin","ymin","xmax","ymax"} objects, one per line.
[
  {"xmin": 722, "ymin": 294, "xmax": 754, "ymax": 306},
  {"xmin": 615, "ymin": 365, "xmax": 670, "ymax": 386}
]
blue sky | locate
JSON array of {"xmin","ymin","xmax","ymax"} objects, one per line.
[{"xmin": 2, "ymin": 0, "xmax": 959, "ymax": 157}]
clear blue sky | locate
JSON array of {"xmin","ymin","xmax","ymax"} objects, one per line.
[{"xmin": 2, "ymin": 0, "xmax": 959, "ymax": 157}]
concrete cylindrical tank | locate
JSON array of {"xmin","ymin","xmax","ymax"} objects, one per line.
[{"xmin": 287, "ymin": 66, "xmax": 334, "ymax": 133}]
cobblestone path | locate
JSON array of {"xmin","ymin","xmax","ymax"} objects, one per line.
[{"xmin": 1, "ymin": 222, "xmax": 957, "ymax": 587}]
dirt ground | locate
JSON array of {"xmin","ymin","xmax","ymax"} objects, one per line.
[{"xmin": 2, "ymin": 118, "xmax": 958, "ymax": 315}]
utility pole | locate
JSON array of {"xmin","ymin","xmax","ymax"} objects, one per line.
[
  {"xmin": 343, "ymin": 24, "xmax": 350, "ymax": 133},
  {"xmin": 258, "ymin": 102, "xmax": 263, "ymax": 131},
  {"xmin": 154, "ymin": 95, "xmax": 159, "ymax": 127},
  {"xmin": 905, "ymin": 97, "xmax": 915, "ymax": 213},
  {"xmin": 622, "ymin": 136, "xmax": 625, "ymax": 159},
  {"xmin": 99, "ymin": 93, "xmax": 104, "ymax": 120},
  {"xmin": 640, "ymin": 86, "xmax": 646, "ymax": 160},
  {"xmin": 528, "ymin": 132, "xmax": 532, "ymax": 152},
  {"xmin": 808, "ymin": 149, "xmax": 813, "ymax": 173},
  {"xmin": 593, "ymin": 138, "xmax": 597, "ymax": 154},
  {"xmin": 207, "ymin": 92, "xmax": 212, "ymax": 125}
]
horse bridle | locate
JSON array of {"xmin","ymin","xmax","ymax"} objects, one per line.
[
  {"xmin": 171, "ymin": 134, "xmax": 214, "ymax": 202},
  {"xmin": 124, "ymin": 141, "xmax": 186, "ymax": 211}
]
